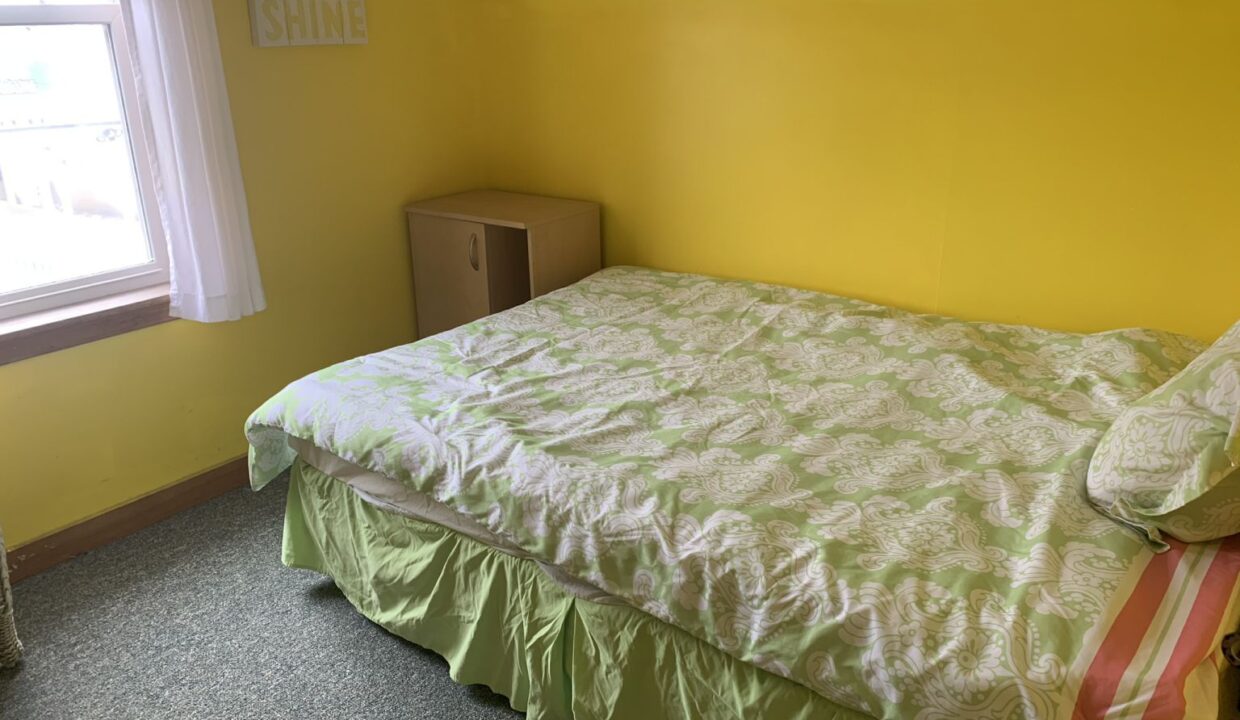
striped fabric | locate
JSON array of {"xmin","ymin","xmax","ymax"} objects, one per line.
[
  {"xmin": 0, "ymin": 526, "xmax": 21, "ymax": 669},
  {"xmin": 1068, "ymin": 536, "xmax": 1240, "ymax": 719}
]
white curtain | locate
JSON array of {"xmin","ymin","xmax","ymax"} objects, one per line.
[{"xmin": 124, "ymin": 0, "xmax": 266, "ymax": 322}]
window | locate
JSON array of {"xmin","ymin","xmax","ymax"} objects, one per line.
[{"xmin": 0, "ymin": 0, "xmax": 167, "ymax": 322}]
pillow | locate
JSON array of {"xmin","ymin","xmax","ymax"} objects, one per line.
[{"xmin": 1086, "ymin": 319, "xmax": 1240, "ymax": 547}]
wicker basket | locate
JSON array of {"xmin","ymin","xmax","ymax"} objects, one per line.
[{"xmin": 0, "ymin": 526, "xmax": 22, "ymax": 668}]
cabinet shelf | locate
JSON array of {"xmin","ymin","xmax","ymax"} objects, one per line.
[{"xmin": 406, "ymin": 190, "xmax": 601, "ymax": 338}]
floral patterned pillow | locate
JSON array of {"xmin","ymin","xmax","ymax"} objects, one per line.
[{"xmin": 1087, "ymin": 320, "xmax": 1240, "ymax": 547}]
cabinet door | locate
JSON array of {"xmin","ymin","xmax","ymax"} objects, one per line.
[{"xmin": 409, "ymin": 214, "xmax": 489, "ymax": 338}]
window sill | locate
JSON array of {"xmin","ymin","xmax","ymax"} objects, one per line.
[{"xmin": 0, "ymin": 285, "xmax": 173, "ymax": 367}]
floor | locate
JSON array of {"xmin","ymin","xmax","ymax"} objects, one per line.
[
  {"xmin": 5, "ymin": 476, "xmax": 1240, "ymax": 719},
  {"xmin": 0, "ymin": 476, "xmax": 523, "ymax": 720}
]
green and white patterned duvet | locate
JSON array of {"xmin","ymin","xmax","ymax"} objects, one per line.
[{"xmin": 247, "ymin": 267, "xmax": 1205, "ymax": 719}]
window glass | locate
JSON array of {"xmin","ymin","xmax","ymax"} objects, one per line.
[
  {"xmin": 0, "ymin": 1, "xmax": 117, "ymax": 6},
  {"xmin": 0, "ymin": 20, "xmax": 154, "ymax": 296}
]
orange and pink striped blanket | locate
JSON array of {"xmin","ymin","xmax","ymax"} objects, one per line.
[{"xmin": 1070, "ymin": 537, "xmax": 1240, "ymax": 719}]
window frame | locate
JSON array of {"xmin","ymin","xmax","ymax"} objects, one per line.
[{"xmin": 0, "ymin": 2, "xmax": 169, "ymax": 323}]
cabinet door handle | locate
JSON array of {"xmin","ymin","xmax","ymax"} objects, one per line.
[{"xmin": 468, "ymin": 233, "xmax": 479, "ymax": 271}]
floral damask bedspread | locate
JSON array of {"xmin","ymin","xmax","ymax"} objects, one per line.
[{"xmin": 247, "ymin": 266, "xmax": 1211, "ymax": 719}]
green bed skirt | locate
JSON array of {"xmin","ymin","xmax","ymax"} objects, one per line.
[{"xmin": 283, "ymin": 459, "xmax": 866, "ymax": 720}]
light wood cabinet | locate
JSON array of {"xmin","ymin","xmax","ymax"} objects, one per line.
[{"xmin": 406, "ymin": 190, "xmax": 601, "ymax": 338}]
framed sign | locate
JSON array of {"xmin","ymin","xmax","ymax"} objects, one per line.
[{"xmin": 249, "ymin": 0, "xmax": 367, "ymax": 47}]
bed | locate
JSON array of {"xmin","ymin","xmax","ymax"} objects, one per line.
[{"xmin": 246, "ymin": 266, "xmax": 1240, "ymax": 719}]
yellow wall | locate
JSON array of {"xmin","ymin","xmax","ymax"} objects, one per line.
[
  {"xmin": 0, "ymin": 1, "xmax": 486, "ymax": 547},
  {"xmin": 473, "ymin": 0, "xmax": 1240, "ymax": 341},
  {"xmin": 5, "ymin": 1, "xmax": 1240, "ymax": 548}
]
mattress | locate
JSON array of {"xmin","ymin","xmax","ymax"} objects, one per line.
[
  {"xmin": 283, "ymin": 457, "xmax": 869, "ymax": 719},
  {"xmin": 290, "ymin": 436, "xmax": 623, "ymax": 604},
  {"xmin": 249, "ymin": 265, "xmax": 1239, "ymax": 718},
  {"xmin": 294, "ymin": 438, "xmax": 1240, "ymax": 719}
]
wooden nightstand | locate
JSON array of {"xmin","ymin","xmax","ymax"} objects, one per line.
[{"xmin": 405, "ymin": 190, "xmax": 601, "ymax": 338}]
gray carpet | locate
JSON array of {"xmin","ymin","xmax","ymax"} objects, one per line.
[{"xmin": 0, "ymin": 476, "xmax": 523, "ymax": 720}]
